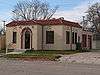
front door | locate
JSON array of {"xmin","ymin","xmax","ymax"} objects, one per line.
[{"xmin": 25, "ymin": 31, "xmax": 30, "ymax": 49}]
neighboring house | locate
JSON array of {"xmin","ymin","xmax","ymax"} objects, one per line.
[
  {"xmin": 6, "ymin": 18, "xmax": 93, "ymax": 51},
  {"xmin": 0, "ymin": 35, "xmax": 6, "ymax": 50},
  {"xmin": 92, "ymin": 33, "xmax": 100, "ymax": 49}
]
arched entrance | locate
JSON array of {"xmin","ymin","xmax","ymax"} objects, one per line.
[
  {"xmin": 21, "ymin": 27, "xmax": 32, "ymax": 49},
  {"xmin": 25, "ymin": 30, "xmax": 30, "ymax": 49}
]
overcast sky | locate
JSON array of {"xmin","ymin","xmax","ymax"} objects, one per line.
[{"xmin": 0, "ymin": 0, "xmax": 100, "ymax": 26}]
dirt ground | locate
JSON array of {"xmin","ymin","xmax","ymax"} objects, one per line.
[{"xmin": 0, "ymin": 58, "xmax": 100, "ymax": 75}]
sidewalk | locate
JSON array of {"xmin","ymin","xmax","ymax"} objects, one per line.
[{"xmin": 6, "ymin": 52, "xmax": 23, "ymax": 54}]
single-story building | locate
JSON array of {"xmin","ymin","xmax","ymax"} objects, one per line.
[{"xmin": 6, "ymin": 18, "xmax": 93, "ymax": 51}]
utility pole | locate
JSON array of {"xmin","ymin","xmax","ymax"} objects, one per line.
[
  {"xmin": 3, "ymin": 21, "xmax": 7, "ymax": 54},
  {"xmin": 82, "ymin": 16, "xmax": 85, "ymax": 30},
  {"xmin": 3, "ymin": 21, "xmax": 6, "ymax": 33}
]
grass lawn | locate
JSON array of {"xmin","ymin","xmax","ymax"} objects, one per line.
[
  {"xmin": 4, "ymin": 50, "xmax": 80, "ymax": 61},
  {"xmin": 0, "ymin": 49, "xmax": 13, "ymax": 53},
  {"xmin": 0, "ymin": 49, "xmax": 7, "ymax": 53},
  {"xmin": 24, "ymin": 50, "xmax": 79, "ymax": 54}
]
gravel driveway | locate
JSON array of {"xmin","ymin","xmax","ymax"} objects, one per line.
[{"xmin": 59, "ymin": 52, "xmax": 100, "ymax": 64}]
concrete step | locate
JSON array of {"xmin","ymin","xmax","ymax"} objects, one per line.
[
  {"xmin": 14, "ymin": 49, "xmax": 26, "ymax": 52},
  {"xmin": 6, "ymin": 52, "xmax": 23, "ymax": 54}
]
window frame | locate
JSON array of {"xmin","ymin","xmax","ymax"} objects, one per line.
[
  {"xmin": 12, "ymin": 32, "xmax": 17, "ymax": 43},
  {"xmin": 75, "ymin": 33, "xmax": 77, "ymax": 44},
  {"xmin": 72, "ymin": 32, "xmax": 74, "ymax": 44},
  {"xmin": 66, "ymin": 31, "xmax": 70, "ymax": 44},
  {"xmin": 46, "ymin": 31, "xmax": 54, "ymax": 44}
]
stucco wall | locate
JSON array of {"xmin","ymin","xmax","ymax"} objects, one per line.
[
  {"xmin": 41, "ymin": 25, "xmax": 83, "ymax": 50},
  {"xmin": 6, "ymin": 25, "xmax": 39, "ymax": 50},
  {"xmin": 43, "ymin": 25, "xmax": 64, "ymax": 50},
  {"xmin": 6, "ymin": 27, "xmax": 14, "ymax": 49},
  {"xmin": 82, "ymin": 31, "xmax": 93, "ymax": 49},
  {"xmin": 6, "ymin": 24, "xmax": 93, "ymax": 50},
  {"xmin": 63, "ymin": 26, "xmax": 82, "ymax": 50},
  {"xmin": 37, "ymin": 25, "xmax": 42, "ymax": 50}
]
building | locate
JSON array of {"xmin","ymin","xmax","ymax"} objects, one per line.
[
  {"xmin": 6, "ymin": 18, "xmax": 93, "ymax": 51},
  {"xmin": 92, "ymin": 33, "xmax": 100, "ymax": 49},
  {"xmin": 0, "ymin": 35, "xmax": 6, "ymax": 50}
]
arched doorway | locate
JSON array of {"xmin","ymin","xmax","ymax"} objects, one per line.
[
  {"xmin": 25, "ymin": 30, "xmax": 30, "ymax": 49},
  {"xmin": 21, "ymin": 27, "xmax": 32, "ymax": 49}
]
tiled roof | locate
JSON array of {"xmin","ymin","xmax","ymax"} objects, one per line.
[{"xmin": 6, "ymin": 19, "xmax": 82, "ymax": 28}]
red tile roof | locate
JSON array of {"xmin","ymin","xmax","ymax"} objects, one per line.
[{"xmin": 6, "ymin": 19, "xmax": 82, "ymax": 28}]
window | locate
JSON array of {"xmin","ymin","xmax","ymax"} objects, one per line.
[
  {"xmin": 78, "ymin": 36, "xmax": 80, "ymax": 43},
  {"xmin": 66, "ymin": 31, "xmax": 70, "ymax": 44},
  {"xmin": 13, "ymin": 32, "xmax": 17, "ymax": 43},
  {"xmin": 46, "ymin": 31, "xmax": 54, "ymax": 44},
  {"xmin": 72, "ymin": 32, "xmax": 74, "ymax": 44},
  {"xmin": 75, "ymin": 33, "xmax": 77, "ymax": 44},
  {"xmin": 82, "ymin": 34, "xmax": 87, "ymax": 47}
]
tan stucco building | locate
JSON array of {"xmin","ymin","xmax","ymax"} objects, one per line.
[{"xmin": 6, "ymin": 18, "xmax": 93, "ymax": 51}]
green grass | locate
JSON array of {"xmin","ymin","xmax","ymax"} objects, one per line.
[
  {"xmin": 4, "ymin": 50, "xmax": 80, "ymax": 61},
  {"xmin": 24, "ymin": 50, "xmax": 79, "ymax": 55},
  {"xmin": 0, "ymin": 49, "xmax": 6, "ymax": 53},
  {"xmin": 0, "ymin": 49, "xmax": 14, "ymax": 53},
  {"xmin": 4, "ymin": 53, "xmax": 61, "ymax": 61}
]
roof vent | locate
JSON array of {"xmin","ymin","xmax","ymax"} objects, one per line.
[
  {"xmin": 52, "ymin": 18, "xmax": 56, "ymax": 20},
  {"xmin": 59, "ymin": 17, "xmax": 64, "ymax": 20}
]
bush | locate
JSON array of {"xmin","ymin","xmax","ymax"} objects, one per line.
[
  {"xmin": 76, "ymin": 43, "xmax": 82, "ymax": 50},
  {"xmin": 79, "ymin": 49, "xmax": 91, "ymax": 52},
  {"xmin": 24, "ymin": 50, "xmax": 78, "ymax": 55}
]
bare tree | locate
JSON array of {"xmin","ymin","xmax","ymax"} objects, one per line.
[
  {"xmin": 83, "ymin": 3, "xmax": 100, "ymax": 32},
  {"xmin": 12, "ymin": 0, "xmax": 58, "ymax": 21}
]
